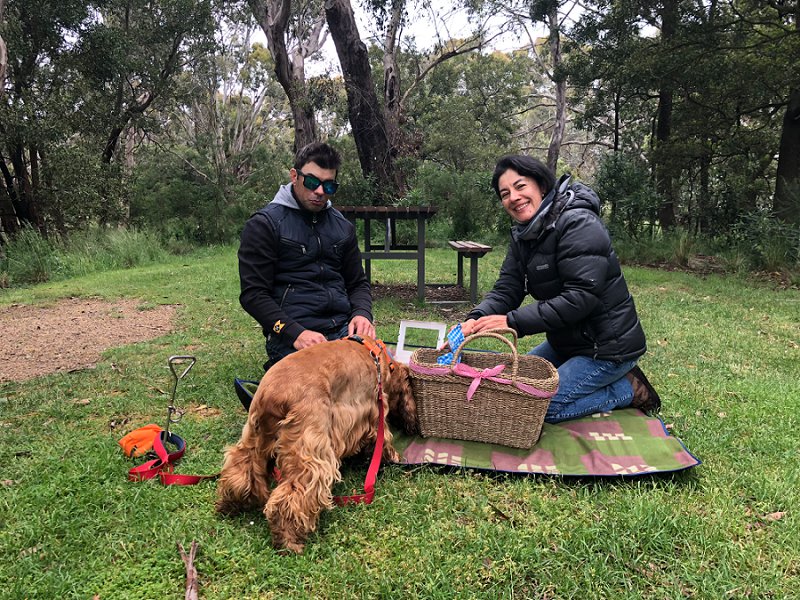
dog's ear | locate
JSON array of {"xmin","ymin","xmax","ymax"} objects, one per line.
[{"xmin": 384, "ymin": 362, "xmax": 419, "ymax": 435}]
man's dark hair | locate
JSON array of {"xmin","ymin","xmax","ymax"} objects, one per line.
[
  {"xmin": 491, "ymin": 155, "xmax": 556, "ymax": 199},
  {"xmin": 294, "ymin": 142, "xmax": 341, "ymax": 174}
]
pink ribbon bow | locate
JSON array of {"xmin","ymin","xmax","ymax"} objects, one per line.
[{"xmin": 452, "ymin": 363, "xmax": 508, "ymax": 400}]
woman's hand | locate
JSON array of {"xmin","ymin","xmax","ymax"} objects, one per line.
[{"xmin": 460, "ymin": 315, "xmax": 509, "ymax": 336}]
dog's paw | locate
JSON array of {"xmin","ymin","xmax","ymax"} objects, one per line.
[{"xmin": 383, "ymin": 447, "xmax": 402, "ymax": 463}]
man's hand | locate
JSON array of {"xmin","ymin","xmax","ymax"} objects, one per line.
[
  {"xmin": 293, "ymin": 329, "xmax": 327, "ymax": 350},
  {"xmin": 460, "ymin": 315, "xmax": 508, "ymax": 336},
  {"xmin": 348, "ymin": 315, "xmax": 375, "ymax": 339}
]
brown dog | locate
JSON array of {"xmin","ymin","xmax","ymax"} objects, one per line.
[{"xmin": 215, "ymin": 336, "xmax": 417, "ymax": 553}]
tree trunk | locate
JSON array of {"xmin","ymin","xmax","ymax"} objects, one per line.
[
  {"xmin": 382, "ymin": 1, "xmax": 402, "ymax": 143},
  {"xmin": 0, "ymin": 0, "xmax": 6, "ymax": 94},
  {"xmin": 653, "ymin": 0, "xmax": 678, "ymax": 231},
  {"xmin": 8, "ymin": 141, "xmax": 39, "ymax": 230},
  {"xmin": 248, "ymin": 0, "xmax": 319, "ymax": 151},
  {"xmin": 546, "ymin": 5, "xmax": 566, "ymax": 173},
  {"xmin": 325, "ymin": 0, "xmax": 394, "ymax": 202},
  {"xmin": 0, "ymin": 153, "xmax": 20, "ymax": 237},
  {"xmin": 774, "ymin": 86, "xmax": 800, "ymax": 225}
]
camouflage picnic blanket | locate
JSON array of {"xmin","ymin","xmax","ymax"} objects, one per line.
[
  {"xmin": 234, "ymin": 379, "xmax": 699, "ymax": 477},
  {"xmin": 390, "ymin": 408, "xmax": 700, "ymax": 477}
]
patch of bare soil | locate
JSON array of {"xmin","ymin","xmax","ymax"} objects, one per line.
[
  {"xmin": 372, "ymin": 283, "xmax": 470, "ymax": 302},
  {"xmin": 0, "ymin": 298, "xmax": 178, "ymax": 383}
]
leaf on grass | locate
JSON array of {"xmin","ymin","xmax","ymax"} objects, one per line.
[
  {"xmin": 75, "ymin": 398, "xmax": 91, "ymax": 405},
  {"xmin": 192, "ymin": 405, "xmax": 221, "ymax": 417},
  {"xmin": 20, "ymin": 545, "xmax": 40, "ymax": 557},
  {"xmin": 488, "ymin": 502, "xmax": 510, "ymax": 521},
  {"xmin": 764, "ymin": 511, "xmax": 785, "ymax": 522}
]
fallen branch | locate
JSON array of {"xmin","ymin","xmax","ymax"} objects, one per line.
[{"xmin": 178, "ymin": 540, "xmax": 199, "ymax": 600}]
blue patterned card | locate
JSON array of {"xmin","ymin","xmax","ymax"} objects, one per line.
[{"xmin": 436, "ymin": 323, "xmax": 466, "ymax": 365}]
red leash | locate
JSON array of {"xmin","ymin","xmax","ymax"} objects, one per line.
[
  {"xmin": 127, "ymin": 430, "xmax": 217, "ymax": 485},
  {"xmin": 332, "ymin": 375, "xmax": 385, "ymax": 506},
  {"xmin": 327, "ymin": 336, "xmax": 390, "ymax": 505}
]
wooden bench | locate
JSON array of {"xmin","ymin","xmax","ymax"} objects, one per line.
[{"xmin": 448, "ymin": 240, "xmax": 493, "ymax": 304}]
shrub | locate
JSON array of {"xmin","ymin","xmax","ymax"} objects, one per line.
[
  {"xmin": 0, "ymin": 226, "xmax": 59, "ymax": 285},
  {"xmin": 727, "ymin": 211, "xmax": 800, "ymax": 272},
  {"xmin": 401, "ymin": 164, "xmax": 496, "ymax": 242},
  {"xmin": 594, "ymin": 153, "xmax": 660, "ymax": 239},
  {"xmin": 0, "ymin": 225, "xmax": 170, "ymax": 286}
]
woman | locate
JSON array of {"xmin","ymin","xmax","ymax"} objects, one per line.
[{"xmin": 460, "ymin": 155, "xmax": 660, "ymax": 423}]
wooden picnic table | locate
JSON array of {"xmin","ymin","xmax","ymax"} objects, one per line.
[{"xmin": 336, "ymin": 206, "xmax": 438, "ymax": 302}]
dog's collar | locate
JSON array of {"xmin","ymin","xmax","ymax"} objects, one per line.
[{"xmin": 347, "ymin": 335, "xmax": 395, "ymax": 371}]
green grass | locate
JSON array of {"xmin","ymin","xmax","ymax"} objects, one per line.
[{"xmin": 1, "ymin": 246, "xmax": 799, "ymax": 599}]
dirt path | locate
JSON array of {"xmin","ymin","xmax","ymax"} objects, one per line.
[{"xmin": 0, "ymin": 298, "xmax": 177, "ymax": 383}]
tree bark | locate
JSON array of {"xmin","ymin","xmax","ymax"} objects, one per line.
[
  {"xmin": 774, "ymin": 87, "xmax": 800, "ymax": 225},
  {"xmin": 0, "ymin": 0, "xmax": 6, "ymax": 94},
  {"xmin": 8, "ymin": 140, "xmax": 39, "ymax": 230},
  {"xmin": 546, "ymin": 4, "xmax": 566, "ymax": 173},
  {"xmin": 0, "ymin": 152, "xmax": 20, "ymax": 237},
  {"xmin": 248, "ymin": 0, "xmax": 322, "ymax": 151},
  {"xmin": 383, "ymin": 3, "xmax": 402, "ymax": 146},
  {"xmin": 653, "ymin": 0, "xmax": 678, "ymax": 231},
  {"xmin": 325, "ymin": 0, "xmax": 394, "ymax": 202}
]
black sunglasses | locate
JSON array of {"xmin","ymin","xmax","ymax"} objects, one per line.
[{"xmin": 297, "ymin": 169, "xmax": 339, "ymax": 195}]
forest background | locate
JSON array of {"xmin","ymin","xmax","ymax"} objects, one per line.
[{"xmin": 0, "ymin": 0, "xmax": 799, "ymax": 286}]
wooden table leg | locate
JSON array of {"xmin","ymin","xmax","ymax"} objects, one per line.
[
  {"xmin": 416, "ymin": 215, "xmax": 425, "ymax": 302},
  {"xmin": 363, "ymin": 217, "xmax": 372, "ymax": 282},
  {"xmin": 469, "ymin": 255, "xmax": 479, "ymax": 304},
  {"xmin": 456, "ymin": 252, "xmax": 465, "ymax": 287}
]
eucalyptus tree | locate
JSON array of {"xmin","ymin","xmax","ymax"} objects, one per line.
[
  {"xmin": 570, "ymin": 0, "xmax": 797, "ymax": 234},
  {"xmin": 409, "ymin": 48, "xmax": 529, "ymax": 171},
  {"xmin": 246, "ymin": 0, "xmax": 327, "ymax": 150},
  {"xmin": 487, "ymin": 0, "xmax": 580, "ymax": 172},
  {"xmin": 0, "ymin": 0, "xmax": 6, "ymax": 92},
  {"xmin": 770, "ymin": 0, "xmax": 800, "ymax": 226},
  {"xmin": 156, "ymin": 7, "xmax": 291, "ymax": 202},
  {"xmin": 83, "ymin": 0, "xmax": 216, "ymax": 165},
  {"xmin": 0, "ymin": 0, "xmax": 216, "ymax": 237},
  {"xmin": 0, "ymin": 0, "xmax": 100, "ymax": 234},
  {"xmin": 364, "ymin": 0, "xmax": 497, "ymax": 190}
]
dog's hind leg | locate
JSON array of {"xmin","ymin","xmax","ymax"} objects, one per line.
[
  {"xmin": 215, "ymin": 420, "xmax": 275, "ymax": 515},
  {"xmin": 265, "ymin": 409, "xmax": 339, "ymax": 554}
]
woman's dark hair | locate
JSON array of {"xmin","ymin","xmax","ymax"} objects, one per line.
[
  {"xmin": 294, "ymin": 142, "xmax": 341, "ymax": 173},
  {"xmin": 491, "ymin": 155, "xmax": 556, "ymax": 199}
]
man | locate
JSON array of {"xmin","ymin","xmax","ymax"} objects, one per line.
[{"xmin": 238, "ymin": 142, "xmax": 374, "ymax": 370}]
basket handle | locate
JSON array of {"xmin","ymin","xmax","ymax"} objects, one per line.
[{"xmin": 452, "ymin": 328, "xmax": 519, "ymax": 379}]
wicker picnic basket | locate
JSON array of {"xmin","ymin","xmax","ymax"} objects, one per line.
[{"xmin": 408, "ymin": 328, "xmax": 559, "ymax": 449}]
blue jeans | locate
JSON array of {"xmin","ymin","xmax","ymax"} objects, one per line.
[
  {"xmin": 528, "ymin": 340, "xmax": 637, "ymax": 423},
  {"xmin": 265, "ymin": 323, "xmax": 350, "ymax": 370}
]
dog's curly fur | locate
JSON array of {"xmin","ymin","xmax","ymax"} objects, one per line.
[{"xmin": 215, "ymin": 337, "xmax": 418, "ymax": 553}]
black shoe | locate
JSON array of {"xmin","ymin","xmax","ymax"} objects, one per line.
[
  {"xmin": 234, "ymin": 378, "xmax": 260, "ymax": 412},
  {"xmin": 625, "ymin": 365, "xmax": 662, "ymax": 414}
]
